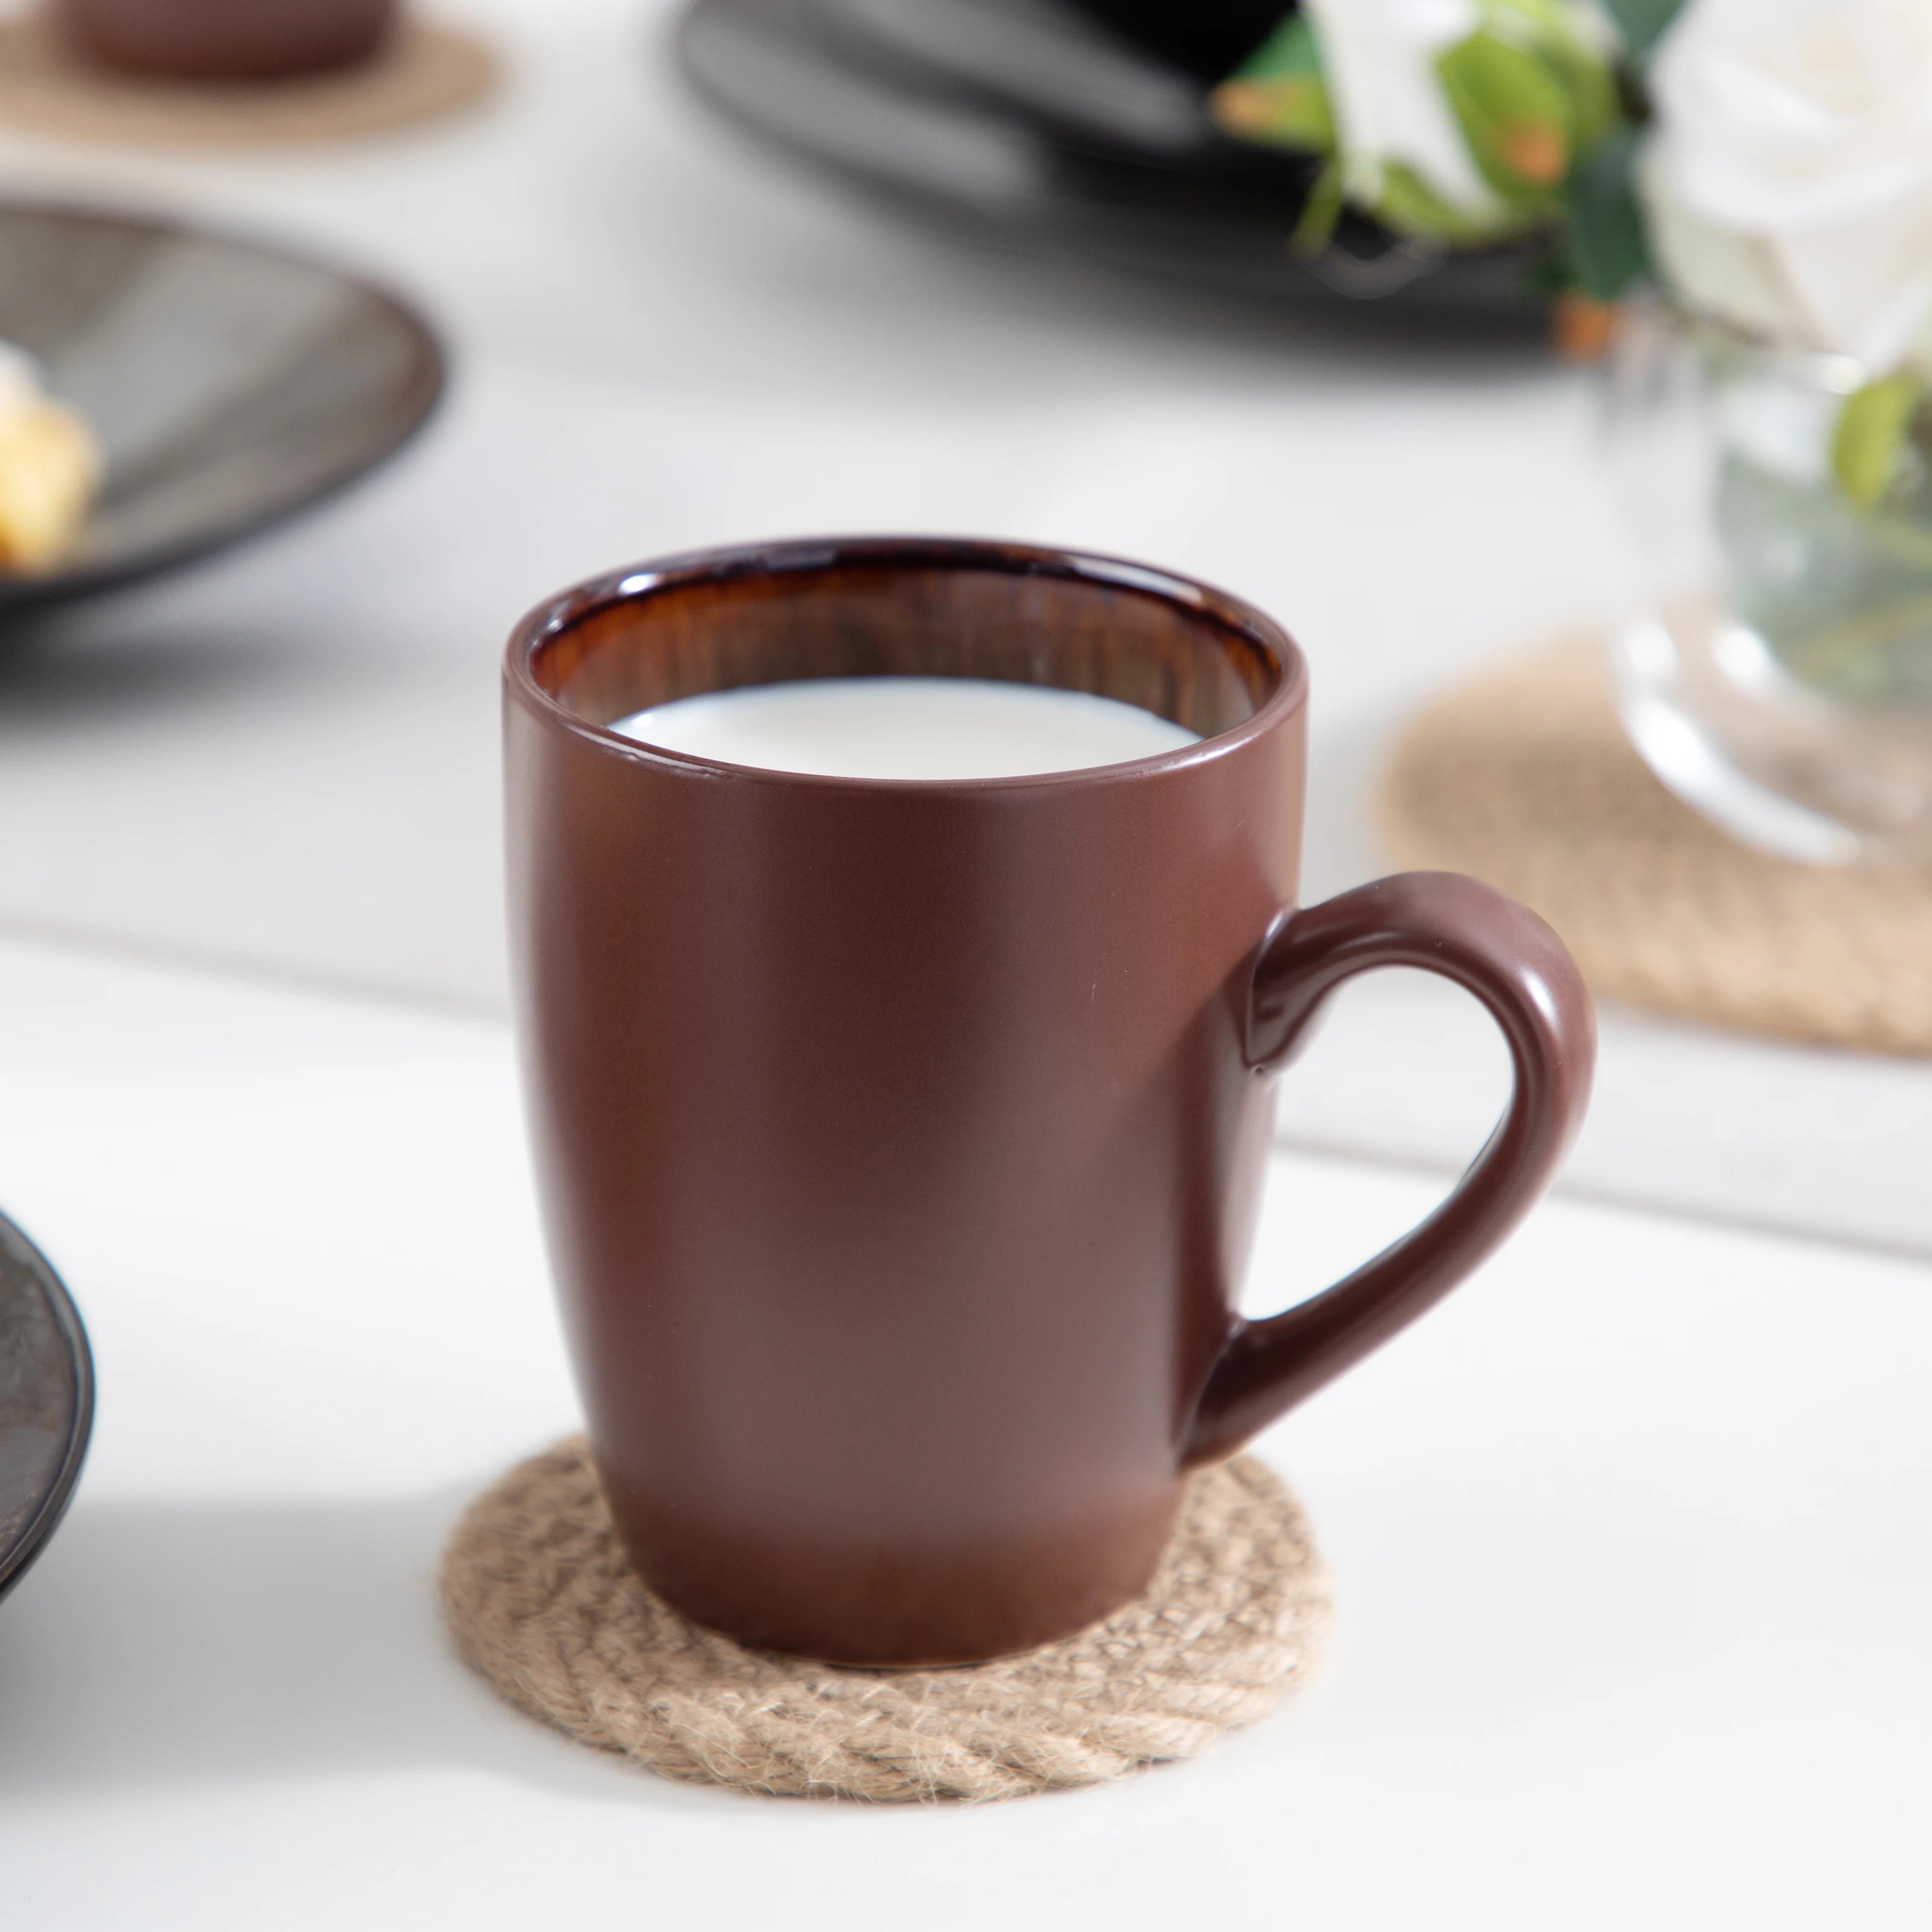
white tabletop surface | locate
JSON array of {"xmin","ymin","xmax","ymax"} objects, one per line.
[
  {"xmin": 0, "ymin": 16, "xmax": 1928, "ymax": 1916},
  {"xmin": 0, "ymin": 0, "xmax": 1927, "ymax": 1258},
  {"xmin": 0, "ymin": 931, "xmax": 1925, "ymax": 1929}
]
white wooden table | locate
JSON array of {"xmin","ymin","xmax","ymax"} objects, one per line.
[
  {"xmin": 0, "ymin": 933, "xmax": 1925, "ymax": 1928},
  {"xmin": 0, "ymin": 6, "xmax": 1928, "ymax": 1918},
  {"xmin": 0, "ymin": 0, "xmax": 1926, "ymax": 1256}
]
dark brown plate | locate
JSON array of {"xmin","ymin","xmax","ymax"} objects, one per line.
[
  {"xmin": 0, "ymin": 1208, "xmax": 92, "ymax": 1605},
  {"xmin": 679, "ymin": 0, "xmax": 1550, "ymax": 324},
  {"xmin": 0, "ymin": 199, "xmax": 445, "ymax": 615}
]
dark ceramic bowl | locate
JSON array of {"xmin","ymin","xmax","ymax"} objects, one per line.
[
  {"xmin": 680, "ymin": 0, "xmax": 1550, "ymax": 325},
  {"xmin": 56, "ymin": 0, "xmax": 396, "ymax": 82},
  {"xmin": 0, "ymin": 1209, "xmax": 92, "ymax": 1607},
  {"xmin": 0, "ymin": 200, "xmax": 444, "ymax": 616}
]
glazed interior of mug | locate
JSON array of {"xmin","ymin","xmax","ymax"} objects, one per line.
[{"xmin": 522, "ymin": 546, "xmax": 1291, "ymax": 744}]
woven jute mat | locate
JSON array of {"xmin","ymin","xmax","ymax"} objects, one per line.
[
  {"xmin": 441, "ymin": 1436, "xmax": 1331, "ymax": 1803},
  {"xmin": 1380, "ymin": 641, "xmax": 1932, "ymax": 1053},
  {"xmin": 0, "ymin": 13, "xmax": 496, "ymax": 146}
]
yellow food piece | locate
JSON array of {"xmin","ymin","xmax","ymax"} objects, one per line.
[{"xmin": 0, "ymin": 400, "xmax": 100, "ymax": 572}]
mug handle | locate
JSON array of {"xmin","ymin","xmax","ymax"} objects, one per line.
[{"xmin": 1182, "ymin": 872, "xmax": 1596, "ymax": 1468}]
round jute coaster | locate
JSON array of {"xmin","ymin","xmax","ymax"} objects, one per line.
[
  {"xmin": 441, "ymin": 1436, "xmax": 1331, "ymax": 1803},
  {"xmin": 0, "ymin": 13, "xmax": 496, "ymax": 147},
  {"xmin": 1379, "ymin": 641, "xmax": 1932, "ymax": 1053}
]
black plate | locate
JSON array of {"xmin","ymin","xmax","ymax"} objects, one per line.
[
  {"xmin": 0, "ymin": 1208, "xmax": 92, "ymax": 1605},
  {"xmin": 804, "ymin": 0, "xmax": 1218, "ymax": 158},
  {"xmin": 0, "ymin": 200, "xmax": 445, "ymax": 615},
  {"xmin": 678, "ymin": 0, "xmax": 1549, "ymax": 322}
]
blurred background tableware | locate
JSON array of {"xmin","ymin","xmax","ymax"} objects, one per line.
[
  {"xmin": 0, "ymin": 199, "xmax": 443, "ymax": 616},
  {"xmin": 1604, "ymin": 302, "xmax": 1932, "ymax": 867},
  {"xmin": 1063, "ymin": 0, "xmax": 1285, "ymax": 82},
  {"xmin": 676, "ymin": 0, "xmax": 1552, "ymax": 324},
  {"xmin": 0, "ymin": 1206, "xmax": 92, "ymax": 1607},
  {"xmin": 0, "ymin": 7, "xmax": 496, "ymax": 144},
  {"xmin": 54, "ymin": 0, "xmax": 395, "ymax": 82},
  {"xmin": 799, "ymin": 0, "xmax": 1236, "ymax": 158}
]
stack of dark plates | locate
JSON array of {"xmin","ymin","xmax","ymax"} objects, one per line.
[{"xmin": 676, "ymin": 0, "xmax": 1552, "ymax": 322}]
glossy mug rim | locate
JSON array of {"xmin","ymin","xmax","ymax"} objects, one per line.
[{"xmin": 502, "ymin": 534, "xmax": 1311, "ymax": 792}]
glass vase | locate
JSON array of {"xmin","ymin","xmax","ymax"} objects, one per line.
[{"xmin": 1602, "ymin": 299, "xmax": 1932, "ymax": 865}]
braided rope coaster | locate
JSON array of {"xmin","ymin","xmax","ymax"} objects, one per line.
[
  {"xmin": 0, "ymin": 13, "xmax": 496, "ymax": 147},
  {"xmin": 441, "ymin": 1436, "xmax": 1331, "ymax": 1803},
  {"xmin": 1380, "ymin": 641, "xmax": 1932, "ymax": 1054}
]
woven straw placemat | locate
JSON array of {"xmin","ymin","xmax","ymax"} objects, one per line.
[
  {"xmin": 442, "ymin": 1436, "xmax": 1331, "ymax": 1803},
  {"xmin": 1379, "ymin": 641, "xmax": 1932, "ymax": 1053},
  {"xmin": 0, "ymin": 13, "xmax": 495, "ymax": 146}
]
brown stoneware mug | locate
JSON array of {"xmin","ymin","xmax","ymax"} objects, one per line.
[
  {"xmin": 57, "ymin": 0, "xmax": 395, "ymax": 80},
  {"xmin": 504, "ymin": 537, "xmax": 1595, "ymax": 1666}
]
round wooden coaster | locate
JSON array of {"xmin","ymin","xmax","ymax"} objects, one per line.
[
  {"xmin": 0, "ymin": 12, "xmax": 496, "ymax": 146},
  {"xmin": 1379, "ymin": 642, "xmax": 1932, "ymax": 1054},
  {"xmin": 441, "ymin": 1436, "xmax": 1331, "ymax": 1803}
]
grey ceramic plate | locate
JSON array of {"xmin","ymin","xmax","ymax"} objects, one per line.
[
  {"xmin": 0, "ymin": 200, "xmax": 444, "ymax": 614},
  {"xmin": 0, "ymin": 1208, "xmax": 92, "ymax": 1605}
]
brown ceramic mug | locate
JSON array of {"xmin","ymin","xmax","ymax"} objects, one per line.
[
  {"xmin": 56, "ymin": 0, "xmax": 394, "ymax": 80},
  {"xmin": 504, "ymin": 537, "xmax": 1595, "ymax": 1666}
]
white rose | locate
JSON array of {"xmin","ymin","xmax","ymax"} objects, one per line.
[
  {"xmin": 1302, "ymin": 0, "xmax": 1501, "ymax": 221},
  {"xmin": 1644, "ymin": 0, "xmax": 1932, "ymax": 371}
]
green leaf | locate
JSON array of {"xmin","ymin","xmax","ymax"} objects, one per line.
[
  {"xmin": 1375, "ymin": 161, "xmax": 1523, "ymax": 245},
  {"xmin": 1436, "ymin": 31, "xmax": 1572, "ymax": 207},
  {"xmin": 1502, "ymin": 2, "xmax": 1620, "ymax": 153},
  {"xmin": 1290, "ymin": 158, "xmax": 1346, "ymax": 258},
  {"xmin": 1227, "ymin": 11, "xmax": 1324, "ymax": 85},
  {"xmin": 1209, "ymin": 16, "xmax": 1335, "ymax": 153},
  {"xmin": 1563, "ymin": 123, "xmax": 1651, "ymax": 298},
  {"xmin": 1598, "ymin": 0, "xmax": 1689, "ymax": 61},
  {"xmin": 1832, "ymin": 374, "xmax": 1927, "ymax": 508}
]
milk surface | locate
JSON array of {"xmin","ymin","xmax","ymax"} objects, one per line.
[{"xmin": 612, "ymin": 676, "xmax": 1198, "ymax": 779}]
